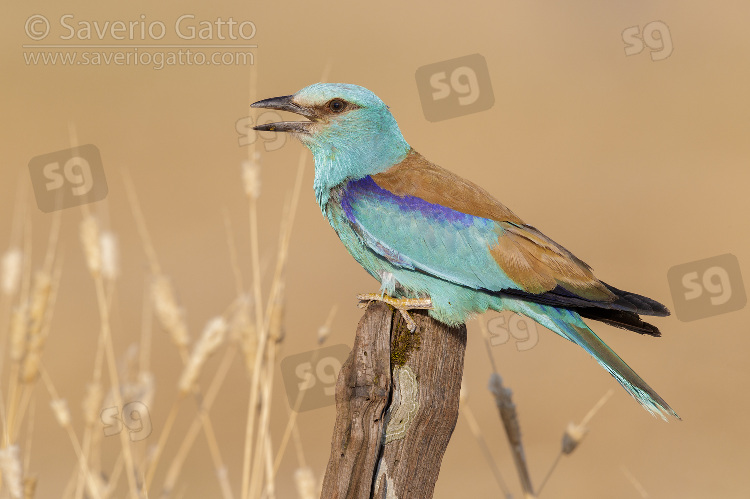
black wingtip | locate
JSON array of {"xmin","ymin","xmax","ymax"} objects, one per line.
[
  {"xmin": 601, "ymin": 282, "xmax": 671, "ymax": 317},
  {"xmin": 576, "ymin": 307, "xmax": 663, "ymax": 336}
]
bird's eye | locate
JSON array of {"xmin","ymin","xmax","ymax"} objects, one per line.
[{"xmin": 328, "ymin": 99, "xmax": 347, "ymax": 113}]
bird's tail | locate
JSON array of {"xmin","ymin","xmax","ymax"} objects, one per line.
[{"xmin": 511, "ymin": 302, "xmax": 680, "ymax": 421}]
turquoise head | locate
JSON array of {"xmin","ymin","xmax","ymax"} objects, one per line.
[{"xmin": 252, "ymin": 83, "xmax": 411, "ymax": 202}]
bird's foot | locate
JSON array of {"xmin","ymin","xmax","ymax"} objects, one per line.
[{"xmin": 356, "ymin": 293, "xmax": 432, "ymax": 332}]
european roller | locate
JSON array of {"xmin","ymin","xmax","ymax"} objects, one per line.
[{"xmin": 251, "ymin": 83, "xmax": 678, "ymax": 420}]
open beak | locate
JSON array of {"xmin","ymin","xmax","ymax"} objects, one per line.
[{"xmin": 250, "ymin": 95, "xmax": 315, "ymax": 133}]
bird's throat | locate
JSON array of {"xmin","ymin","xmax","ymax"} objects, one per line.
[{"xmin": 310, "ymin": 140, "xmax": 411, "ymax": 214}]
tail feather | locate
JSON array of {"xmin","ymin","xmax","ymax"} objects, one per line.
[
  {"xmin": 565, "ymin": 320, "xmax": 679, "ymax": 420},
  {"xmin": 512, "ymin": 302, "xmax": 679, "ymax": 420}
]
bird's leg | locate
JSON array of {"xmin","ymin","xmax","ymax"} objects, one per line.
[{"xmin": 356, "ymin": 293, "xmax": 433, "ymax": 332}]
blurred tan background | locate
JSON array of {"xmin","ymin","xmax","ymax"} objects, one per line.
[{"xmin": 3, "ymin": 0, "xmax": 750, "ymax": 497}]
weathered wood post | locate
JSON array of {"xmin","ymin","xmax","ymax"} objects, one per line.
[{"xmin": 321, "ymin": 301, "xmax": 467, "ymax": 499}]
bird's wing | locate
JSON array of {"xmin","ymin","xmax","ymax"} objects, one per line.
[{"xmin": 340, "ymin": 150, "xmax": 618, "ymax": 306}]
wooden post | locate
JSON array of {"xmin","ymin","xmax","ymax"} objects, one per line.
[{"xmin": 321, "ymin": 301, "xmax": 467, "ymax": 499}]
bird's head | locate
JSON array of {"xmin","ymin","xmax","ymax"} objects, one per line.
[{"xmin": 251, "ymin": 83, "xmax": 410, "ymax": 184}]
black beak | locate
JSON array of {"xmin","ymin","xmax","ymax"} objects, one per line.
[{"xmin": 250, "ymin": 95, "xmax": 316, "ymax": 133}]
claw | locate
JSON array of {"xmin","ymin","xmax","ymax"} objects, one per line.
[{"xmin": 356, "ymin": 293, "xmax": 432, "ymax": 332}]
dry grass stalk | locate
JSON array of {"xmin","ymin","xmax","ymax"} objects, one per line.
[
  {"xmin": 39, "ymin": 366, "xmax": 101, "ymax": 499},
  {"xmin": 222, "ymin": 209, "xmax": 245, "ymax": 299},
  {"xmin": 561, "ymin": 422, "xmax": 587, "ymax": 455},
  {"xmin": 488, "ymin": 373, "xmax": 536, "ymax": 498},
  {"xmin": 80, "ymin": 215, "xmax": 141, "ymax": 499},
  {"xmin": 73, "ymin": 229, "xmax": 119, "ymax": 499},
  {"xmin": 121, "ymin": 170, "xmax": 162, "ymax": 275},
  {"xmin": 242, "ymin": 153, "xmax": 262, "ymax": 200},
  {"xmin": 262, "ymin": 433, "xmax": 276, "ymax": 499},
  {"xmin": 112, "ymin": 345, "xmax": 147, "ymax": 402},
  {"xmin": 0, "ymin": 444, "xmax": 23, "ymax": 498},
  {"xmin": 50, "ymin": 399, "xmax": 71, "ymax": 429},
  {"xmin": 268, "ymin": 285, "xmax": 285, "ymax": 345},
  {"xmin": 113, "ymin": 186, "xmax": 230, "ymax": 496},
  {"xmin": 151, "ymin": 274, "xmax": 190, "ymax": 350},
  {"xmin": 6, "ymin": 259, "xmax": 61, "ymax": 450},
  {"xmin": 621, "ymin": 465, "xmax": 649, "ymax": 498},
  {"xmin": 245, "ymin": 147, "xmax": 308, "ymax": 499},
  {"xmin": 1, "ymin": 248, "xmax": 22, "ymax": 296},
  {"xmin": 565, "ymin": 389, "xmax": 613, "ymax": 454},
  {"xmin": 22, "ymin": 475, "xmax": 36, "ymax": 499},
  {"xmin": 537, "ymin": 389, "xmax": 614, "ymax": 495},
  {"xmin": 270, "ymin": 304, "xmax": 338, "ymax": 480},
  {"xmin": 241, "ymin": 125, "xmax": 267, "ymax": 499},
  {"xmin": 99, "ymin": 231, "xmax": 119, "ymax": 282},
  {"xmin": 123, "ymin": 170, "xmax": 230, "ymax": 497},
  {"xmin": 80, "ymin": 216, "xmax": 102, "ymax": 277},
  {"xmin": 160, "ymin": 346, "xmax": 238, "ymax": 497},
  {"xmin": 293, "ymin": 467, "xmax": 317, "ymax": 499},
  {"xmin": 458, "ymin": 382, "xmax": 512, "ymax": 498},
  {"xmin": 316, "ymin": 305, "xmax": 337, "ymax": 346},
  {"xmin": 9, "ymin": 304, "xmax": 28, "ymax": 363},
  {"xmin": 20, "ymin": 271, "xmax": 52, "ymax": 383},
  {"xmin": 231, "ymin": 298, "xmax": 257, "ymax": 375},
  {"xmin": 178, "ymin": 317, "xmax": 228, "ymax": 394},
  {"xmin": 146, "ymin": 338, "xmax": 227, "ymax": 496},
  {"xmin": 249, "ymin": 327, "xmax": 281, "ymax": 499},
  {"xmin": 75, "ymin": 382, "xmax": 105, "ymax": 499},
  {"xmin": 82, "ymin": 382, "xmax": 103, "ymax": 427}
]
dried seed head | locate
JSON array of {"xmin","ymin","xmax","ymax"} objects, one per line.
[
  {"xmin": 50, "ymin": 399, "xmax": 71, "ymax": 428},
  {"xmin": 100, "ymin": 231, "xmax": 119, "ymax": 281},
  {"xmin": 178, "ymin": 316, "xmax": 227, "ymax": 393},
  {"xmin": 459, "ymin": 382, "xmax": 468, "ymax": 404},
  {"xmin": 119, "ymin": 343, "xmax": 140, "ymax": 378},
  {"xmin": 560, "ymin": 390, "xmax": 612, "ymax": 455},
  {"xmin": 84, "ymin": 472, "xmax": 107, "ymax": 499},
  {"xmin": 228, "ymin": 297, "xmax": 249, "ymax": 344},
  {"xmin": 28, "ymin": 271, "xmax": 51, "ymax": 338},
  {"xmin": 151, "ymin": 274, "xmax": 189, "ymax": 348},
  {"xmin": 317, "ymin": 305, "xmax": 338, "ymax": 345},
  {"xmin": 242, "ymin": 152, "xmax": 262, "ymax": 200},
  {"xmin": 269, "ymin": 286, "xmax": 285, "ymax": 344},
  {"xmin": 488, "ymin": 372, "xmax": 525, "ymax": 451},
  {"xmin": 231, "ymin": 299, "xmax": 257, "ymax": 374},
  {"xmin": 137, "ymin": 372, "xmax": 156, "ymax": 409},
  {"xmin": 79, "ymin": 216, "xmax": 101, "ymax": 276},
  {"xmin": 9, "ymin": 304, "xmax": 28, "ymax": 362},
  {"xmin": 20, "ymin": 354, "xmax": 40, "ymax": 384},
  {"xmin": 23, "ymin": 475, "xmax": 37, "ymax": 499},
  {"xmin": 294, "ymin": 467, "xmax": 317, "ymax": 499},
  {"xmin": 562, "ymin": 422, "xmax": 588, "ymax": 455},
  {"xmin": 115, "ymin": 372, "xmax": 155, "ymax": 410},
  {"xmin": 82, "ymin": 382, "xmax": 103, "ymax": 426},
  {"xmin": 1, "ymin": 248, "xmax": 22, "ymax": 296},
  {"xmin": 0, "ymin": 445, "xmax": 23, "ymax": 499},
  {"xmin": 21, "ymin": 272, "xmax": 52, "ymax": 382},
  {"xmin": 487, "ymin": 373, "xmax": 513, "ymax": 412},
  {"xmin": 317, "ymin": 325, "xmax": 330, "ymax": 345}
]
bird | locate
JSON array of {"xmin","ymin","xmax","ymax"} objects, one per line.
[{"xmin": 251, "ymin": 83, "xmax": 678, "ymax": 420}]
